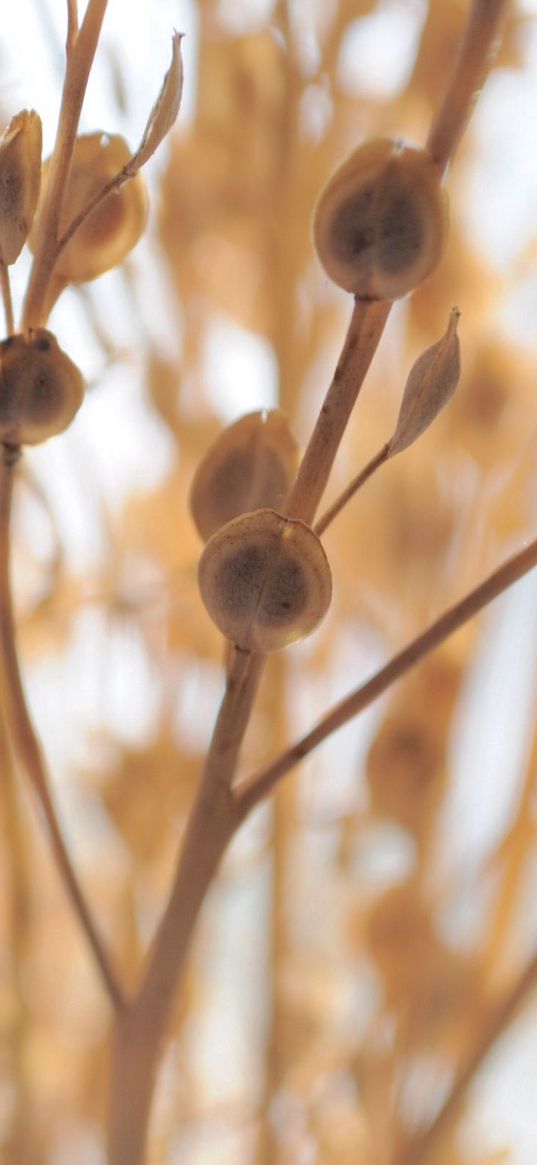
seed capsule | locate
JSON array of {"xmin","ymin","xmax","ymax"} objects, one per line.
[
  {"xmin": 0, "ymin": 110, "xmax": 42, "ymax": 265},
  {"xmin": 313, "ymin": 139, "xmax": 448, "ymax": 300},
  {"xmin": 0, "ymin": 329, "xmax": 85, "ymax": 445},
  {"xmin": 198, "ymin": 508, "xmax": 332, "ymax": 652},
  {"xmin": 31, "ymin": 133, "xmax": 148, "ymax": 283},
  {"xmin": 190, "ymin": 410, "xmax": 299, "ymax": 542}
]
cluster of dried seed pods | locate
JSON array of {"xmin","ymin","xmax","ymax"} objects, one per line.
[
  {"xmin": 192, "ymin": 412, "xmax": 332, "ymax": 651},
  {"xmin": 313, "ymin": 138, "xmax": 448, "ymax": 300}
]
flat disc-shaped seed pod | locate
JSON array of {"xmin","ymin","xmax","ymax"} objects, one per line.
[
  {"xmin": 198, "ymin": 508, "xmax": 332, "ymax": 652},
  {"xmin": 30, "ymin": 133, "xmax": 148, "ymax": 283},
  {"xmin": 190, "ymin": 409, "xmax": 299, "ymax": 541},
  {"xmin": 0, "ymin": 329, "xmax": 85, "ymax": 445},
  {"xmin": 313, "ymin": 139, "xmax": 448, "ymax": 300}
]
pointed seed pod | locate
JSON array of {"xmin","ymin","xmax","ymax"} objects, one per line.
[
  {"xmin": 389, "ymin": 308, "xmax": 460, "ymax": 455},
  {"xmin": 198, "ymin": 508, "xmax": 332, "ymax": 652},
  {"xmin": 31, "ymin": 133, "xmax": 148, "ymax": 283},
  {"xmin": 313, "ymin": 139, "xmax": 448, "ymax": 300},
  {"xmin": 0, "ymin": 329, "xmax": 85, "ymax": 445},
  {"xmin": 0, "ymin": 110, "xmax": 42, "ymax": 264},
  {"xmin": 190, "ymin": 409, "xmax": 300, "ymax": 542}
]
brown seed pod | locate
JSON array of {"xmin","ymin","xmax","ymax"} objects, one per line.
[
  {"xmin": 198, "ymin": 508, "xmax": 332, "ymax": 652},
  {"xmin": 0, "ymin": 329, "xmax": 85, "ymax": 445},
  {"xmin": 0, "ymin": 110, "xmax": 42, "ymax": 265},
  {"xmin": 189, "ymin": 409, "xmax": 299, "ymax": 542},
  {"xmin": 31, "ymin": 133, "xmax": 148, "ymax": 283},
  {"xmin": 313, "ymin": 139, "xmax": 448, "ymax": 300}
]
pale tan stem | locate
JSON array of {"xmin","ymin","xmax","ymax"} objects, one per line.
[
  {"xmin": 284, "ymin": 298, "xmax": 391, "ymax": 525},
  {"xmin": 0, "ymin": 262, "xmax": 14, "ymax": 336},
  {"xmin": 314, "ymin": 442, "xmax": 390, "ymax": 537},
  {"xmin": 427, "ymin": 0, "xmax": 511, "ymax": 175},
  {"xmin": 395, "ymin": 949, "xmax": 537, "ymax": 1165},
  {"xmin": 235, "ymin": 533, "xmax": 537, "ymax": 817},
  {"xmin": 0, "ymin": 455, "xmax": 125, "ymax": 1011},
  {"xmin": 22, "ymin": 0, "xmax": 110, "ymax": 329}
]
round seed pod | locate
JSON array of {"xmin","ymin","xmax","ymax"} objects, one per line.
[
  {"xmin": 313, "ymin": 139, "xmax": 448, "ymax": 300},
  {"xmin": 198, "ymin": 508, "xmax": 332, "ymax": 652},
  {"xmin": 190, "ymin": 409, "xmax": 299, "ymax": 542},
  {"xmin": 0, "ymin": 329, "xmax": 85, "ymax": 445},
  {"xmin": 31, "ymin": 133, "xmax": 148, "ymax": 283}
]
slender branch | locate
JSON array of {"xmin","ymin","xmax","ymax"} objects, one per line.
[
  {"xmin": 284, "ymin": 298, "xmax": 391, "ymax": 525},
  {"xmin": 0, "ymin": 261, "xmax": 14, "ymax": 336},
  {"xmin": 22, "ymin": 0, "xmax": 110, "ymax": 329},
  {"xmin": 427, "ymin": 0, "xmax": 511, "ymax": 175},
  {"xmin": 235, "ymin": 533, "xmax": 537, "ymax": 817},
  {"xmin": 66, "ymin": 0, "xmax": 79, "ymax": 53},
  {"xmin": 314, "ymin": 442, "xmax": 390, "ymax": 537},
  {"xmin": 395, "ymin": 947, "xmax": 537, "ymax": 1165},
  {"xmin": 0, "ymin": 453, "xmax": 125, "ymax": 1011}
]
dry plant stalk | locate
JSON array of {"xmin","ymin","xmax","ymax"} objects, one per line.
[{"xmin": 0, "ymin": 1, "xmax": 536, "ymax": 1163}]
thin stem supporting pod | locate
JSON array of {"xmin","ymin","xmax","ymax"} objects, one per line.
[{"xmin": 313, "ymin": 139, "xmax": 448, "ymax": 300}]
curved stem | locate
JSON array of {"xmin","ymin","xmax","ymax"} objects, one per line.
[
  {"xmin": 235, "ymin": 532, "xmax": 537, "ymax": 817},
  {"xmin": 0, "ymin": 453, "xmax": 125, "ymax": 1011},
  {"xmin": 0, "ymin": 261, "xmax": 14, "ymax": 336},
  {"xmin": 395, "ymin": 947, "xmax": 537, "ymax": 1165},
  {"xmin": 284, "ymin": 298, "xmax": 390, "ymax": 525},
  {"xmin": 314, "ymin": 441, "xmax": 390, "ymax": 537},
  {"xmin": 427, "ymin": 0, "xmax": 510, "ymax": 175},
  {"xmin": 22, "ymin": 0, "xmax": 110, "ymax": 329}
]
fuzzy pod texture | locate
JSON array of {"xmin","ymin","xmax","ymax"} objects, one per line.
[
  {"xmin": 0, "ymin": 329, "xmax": 85, "ymax": 445},
  {"xmin": 313, "ymin": 139, "xmax": 448, "ymax": 300},
  {"xmin": 198, "ymin": 508, "xmax": 332, "ymax": 652},
  {"xmin": 31, "ymin": 133, "xmax": 149, "ymax": 283}
]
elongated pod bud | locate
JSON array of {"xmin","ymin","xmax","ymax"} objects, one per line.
[
  {"xmin": 313, "ymin": 139, "xmax": 448, "ymax": 300},
  {"xmin": 190, "ymin": 410, "xmax": 299, "ymax": 542},
  {"xmin": 0, "ymin": 110, "xmax": 42, "ymax": 264},
  {"xmin": 198, "ymin": 508, "xmax": 332, "ymax": 652},
  {"xmin": 0, "ymin": 329, "xmax": 85, "ymax": 445}
]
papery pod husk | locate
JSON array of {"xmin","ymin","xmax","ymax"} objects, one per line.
[
  {"xmin": 189, "ymin": 409, "xmax": 300, "ymax": 541},
  {"xmin": 0, "ymin": 110, "xmax": 42, "ymax": 264},
  {"xmin": 198, "ymin": 508, "xmax": 332, "ymax": 652},
  {"xmin": 31, "ymin": 133, "xmax": 148, "ymax": 283},
  {"xmin": 313, "ymin": 139, "xmax": 448, "ymax": 300},
  {"xmin": 0, "ymin": 329, "xmax": 85, "ymax": 445}
]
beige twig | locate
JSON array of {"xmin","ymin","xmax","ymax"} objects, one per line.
[
  {"xmin": 22, "ymin": 0, "xmax": 110, "ymax": 329},
  {"xmin": 427, "ymin": 0, "xmax": 511, "ymax": 174},
  {"xmin": 314, "ymin": 441, "xmax": 390, "ymax": 537},
  {"xmin": 235, "ymin": 533, "xmax": 537, "ymax": 817},
  {"xmin": 0, "ymin": 454, "xmax": 125, "ymax": 1011}
]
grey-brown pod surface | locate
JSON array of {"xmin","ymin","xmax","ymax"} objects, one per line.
[
  {"xmin": 198, "ymin": 508, "xmax": 332, "ymax": 652},
  {"xmin": 0, "ymin": 329, "xmax": 85, "ymax": 445},
  {"xmin": 190, "ymin": 409, "xmax": 299, "ymax": 542},
  {"xmin": 313, "ymin": 139, "xmax": 448, "ymax": 300}
]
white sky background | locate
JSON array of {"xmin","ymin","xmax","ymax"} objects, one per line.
[{"xmin": 2, "ymin": 2, "xmax": 537, "ymax": 1162}]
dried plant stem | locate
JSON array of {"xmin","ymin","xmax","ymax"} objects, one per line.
[
  {"xmin": 0, "ymin": 455, "xmax": 124, "ymax": 1012},
  {"xmin": 0, "ymin": 261, "xmax": 14, "ymax": 336},
  {"xmin": 396, "ymin": 947, "xmax": 537, "ymax": 1165},
  {"xmin": 427, "ymin": 0, "xmax": 510, "ymax": 174},
  {"xmin": 284, "ymin": 298, "xmax": 391, "ymax": 525},
  {"xmin": 105, "ymin": 2, "xmax": 515, "ymax": 1157},
  {"xmin": 314, "ymin": 441, "xmax": 390, "ymax": 536},
  {"xmin": 22, "ymin": 0, "xmax": 110, "ymax": 329},
  {"xmin": 107, "ymin": 648, "xmax": 262, "ymax": 1165},
  {"xmin": 235, "ymin": 532, "xmax": 537, "ymax": 817}
]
